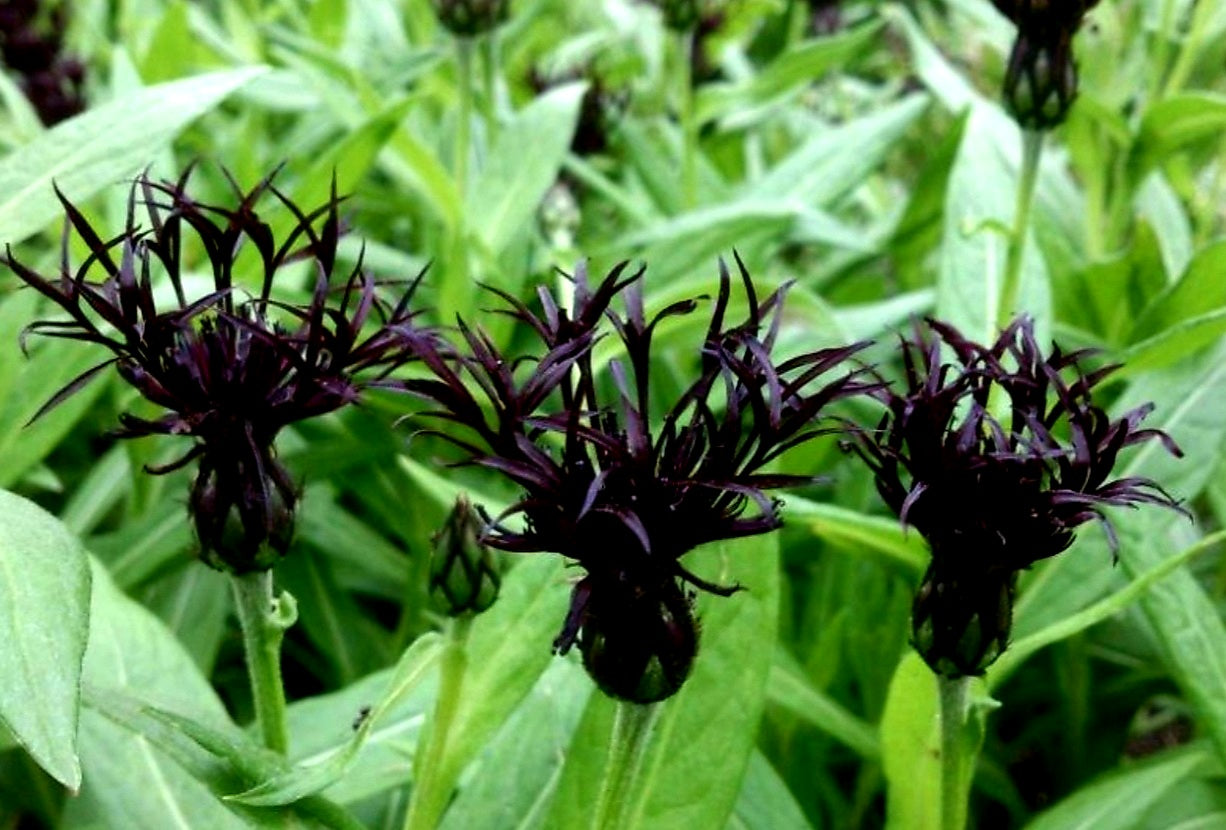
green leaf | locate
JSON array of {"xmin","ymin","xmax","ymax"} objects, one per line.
[
  {"xmin": 0, "ymin": 489, "xmax": 90, "ymax": 790},
  {"xmin": 440, "ymin": 660, "xmax": 592, "ymax": 830},
  {"xmin": 63, "ymin": 560, "xmax": 256, "ymax": 829},
  {"xmin": 748, "ymin": 95, "xmax": 927, "ymax": 207},
  {"xmin": 545, "ymin": 536, "xmax": 779, "ymax": 830},
  {"xmin": 696, "ymin": 21, "xmax": 882, "ymax": 126},
  {"xmin": 991, "ymin": 531, "xmax": 1226, "ymax": 688},
  {"xmin": 879, "ymin": 655, "xmax": 993, "ymax": 830},
  {"xmin": 84, "ymin": 689, "xmax": 366, "ymax": 830},
  {"xmin": 726, "ymin": 751, "xmax": 814, "ymax": 830},
  {"xmin": 443, "ymin": 554, "xmax": 573, "ymax": 786},
  {"xmin": 0, "ymin": 67, "xmax": 266, "ymax": 244},
  {"xmin": 277, "ymin": 546, "xmax": 390, "ymax": 685},
  {"xmin": 230, "ymin": 633, "xmax": 443, "ymax": 807},
  {"xmin": 1120, "ymin": 514, "xmax": 1226, "ymax": 767},
  {"xmin": 0, "ymin": 330, "xmax": 110, "ymax": 490},
  {"xmin": 765, "ymin": 654, "xmax": 880, "ymax": 760},
  {"xmin": 281, "ymin": 664, "xmax": 432, "ymax": 806},
  {"xmin": 275, "ymin": 97, "xmax": 416, "ymax": 240},
  {"xmin": 1129, "ymin": 93, "xmax": 1226, "ymax": 184},
  {"xmin": 466, "ymin": 82, "xmax": 586, "ymax": 255},
  {"xmin": 274, "ymin": 552, "xmax": 566, "ymax": 808},
  {"xmin": 1117, "ymin": 308, "xmax": 1226, "ymax": 378},
  {"xmin": 1024, "ymin": 748, "xmax": 1207, "ymax": 830},
  {"xmin": 785, "ymin": 496, "xmax": 926, "ymax": 575},
  {"xmin": 1129, "ymin": 238, "xmax": 1226, "ymax": 342}
]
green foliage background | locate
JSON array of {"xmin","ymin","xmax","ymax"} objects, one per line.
[{"xmin": 1, "ymin": 0, "xmax": 1226, "ymax": 828}]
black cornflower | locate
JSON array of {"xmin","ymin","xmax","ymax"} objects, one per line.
[
  {"xmin": 807, "ymin": 0, "xmax": 842, "ymax": 37},
  {"xmin": 849, "ymin": 316, "xmax": 1184, "ymax": 678},
  {"xmin": 430, "ymin": 0, "xmax": 509, "ymax": 37},
  {"xmin": 402, "ymin": 257, "xmax": 872, "ymax": 702},
  {"xmin": 992, "ymin": 0, "xmax": 1100, "ymax": 129},
  {"xmin": 0, "ymin": 0, "xmax": 85, "ymax": 125},
  {"xmin": 2, "ymin": 169, "xmax": 430, "ymax": 573}
]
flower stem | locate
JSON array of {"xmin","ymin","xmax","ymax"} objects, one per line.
[
  {"xmin": 441, "ymin": 37, "xmax": 475, "ymax": 322},
  {"xmin": 479, "ymin": 32, "xmax": 499, "ymax": 141},
  {"xmin": 454, "ymin": 38, "xmax": 474, "ymax": 196},
  {"xmin": 230, "ymin": 570, "xmax": 295, "ymax": 754},
  {"xmin": 591, "ymin": 701, "xmax": 658, "ymax": 830},
  {"xmin": 678, "ymin": 30, "xmax": 698, "ymax": 209},
  {"xmin": 938, "ymin": 674, "xmax": 971, "ymax": 830},
  {"xmin": 995, "ymin": 128, "xmax": 1044, "ymax": 335},
  {"xmin": 402, "ymin": 615, "xmax": 473, "ymax": 830}
]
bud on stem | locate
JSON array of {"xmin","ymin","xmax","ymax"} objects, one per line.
[{"xmin": 429, "ymin": 496, "xmax": 501, "ymax": 617}]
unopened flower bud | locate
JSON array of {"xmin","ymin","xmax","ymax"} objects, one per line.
[
  {"xmin": 993, "ymin": 0, "xmax": 1099, "ymax": 129},
  {"xmin": 1003, "ymin": 32, "xmax": 1078, "ymax": 129},
  {"xmin": 430, "ymin": 496, "xmax": 501, "ymax": 616},
  {"xmin": 430, "ymin": 0, "xmax": 509, "ymax": 37},
  {"xmin": 567, "ymin": 578, "xmax": 698, "ymax": 704},
  {"xmin": 911, "ymin": 564, "xmax": 1016, "ymax": 678},
  {"xmin": 190, "ymin": 460, "xmax": 295, "ymax": 574}
]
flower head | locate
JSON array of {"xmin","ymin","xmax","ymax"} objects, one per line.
[
  {"xmin": 0, "ymin": 0, "xmax": 85, "ymax": 125},
  {"xmin": 850, "ymin": 316, "xmax": 1184, "ymax": 677},
  {"xmin": 430, "ymin": 0, "xmax": 510, "ymax": 37},
  {"xmin": 430, "ymin": 495, "xmax": 502, "ymax": 616},
  {"xmin": 992, "ymin": 0, "xmax": 1101, "ymax": 129},
  {"xmin": 402, "ymin": 257, "xmax": 872, "ymax": 701},
  {"xmin": 3, "ymin": 169, "xmax": 430, "ymax": 572}
]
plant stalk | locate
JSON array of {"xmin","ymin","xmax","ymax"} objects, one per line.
[
  {"xmin": 454, "ymin": 38, "xmax": 474, "ymax": 197},
  {"xmin": 230, "ymin": 569, "xmax": 294, "ymax": 754},
  {"xmin": 996, "ymin": 128, "xmax": 1044, "ymax": 335},
  {"xmin": 441, "ymin": 37, "xmax": 476, "ymax": 322},
  {"xmin": 402, "ymin": 615, "xmax": 473, "ymax": 830},
  {"xmin": 591, "ymin": 701, "xmax": 658, "ymax": 830},
  {"xmin": 938, "ymin": 674, "xmax": 971, "ymax": 830},
  {"xmin": 479, "ymin": 32, "xmax": 499, "ymax": 141}
]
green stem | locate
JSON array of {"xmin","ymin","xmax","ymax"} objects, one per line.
[
  {"xmin": 479, "ymin": 32, "xmax": 499, "ymax": 141},
  {"xmin": 996, "ymin": 129, "xmax": 1044, "ymax": 335},
  {"xmin": 938, "ymin": 674, "xmax": 971, "ymax": 830},
  {"xmin": 230, "ymin": 570, "xmax": 295, "ymax": 754},
  {"xmin": 402, "ymin": 616, "xmax": 473, "ymax": 830},
  {"xmin": 454, "ymin": 38, "xmax": 474, "ymax": 197},
  {"xmin": 591, "ymin": 701, "xmax": 658, "ymax": 830},
  {"xmin": 1164, "ymin": 0, "xmax": 1215, "ymax": 96},
  {"xmin": 440, "ymin": 37, "xmax": 475, "ymax": 323},
  {"xmin": 1146, "ymin": 0, "xmax": 1179, "ymax": 103},
  {"xmin": 678, "ymin": 30, "xmax": 698, "ymax": 209}
]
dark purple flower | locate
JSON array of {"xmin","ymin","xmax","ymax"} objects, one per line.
[
  {"xmin": 3, "ymin": 169, "xmax": 430, "ymax": 573},
  {"xmin": 849, "ymin": 316, "xmax": 1184, "ymax": 677},
  {"xmin": 430, "ymin": 0, "xmax": 509, "ymax": 37},
  {"xmin": 401, "ymin": 256, "xmax": 872, "ymax": 702},
  {"xmin": 0, "ymin": 0, "xmax": 85, "ymax": 124},
  {"xmin": 992, "ymin": 0, "xmax": 1101, "ymax": 129}
]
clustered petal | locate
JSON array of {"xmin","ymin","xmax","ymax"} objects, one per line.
[
  {"xmin": 850, "ymin": 316, "xmax": 1184, "ymax": 677},
  {"xmin": 3, "ymin": 169, "xmax": 430, "ymax": 572},
  {"xmin": 401, "ymin": 257, "xmax": 872, "ymax": 701}
]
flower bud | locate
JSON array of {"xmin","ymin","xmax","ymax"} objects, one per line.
[
  {"xmin": 576, "ymin": 578, "xmax": 698, "ymax": 704},
  {"xmin": 430, "ymin": 496, "xmax": 501, "ymax": 617},
  {"xmin": 1002, "ymin": 31, "xmax": 1078, "ymax": 130},
  {"xmin": 993, "ymin": 0, "xmax": 1099, "ymax": 129},
  {"xmin": 190, "ymin": 460, "xmax": 295, "ymax": 574},
  {"xmin": 652, "ymin": 0, "xmax": 702, "ymax": 31},
  {"xmin": 430, "ymin": 0, "xmax": 509, "ymax": 37},
  {"xmin": 911, "ymin": 564, "xmax": 1016, "ymax": 678}
]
